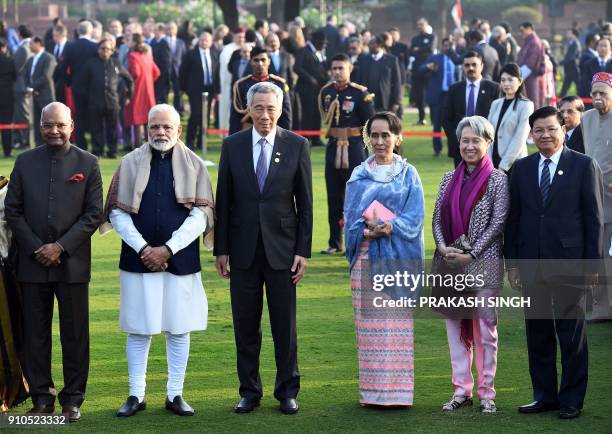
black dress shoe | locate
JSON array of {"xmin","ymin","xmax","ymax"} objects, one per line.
[
  {"xmin": 165, "ymin": 396, "xmax": 194, "ymax": 416},
  {"xmin": 61, "ymin": 405, "xmax": 81, "ymax": 423},
  {"xmin": 518, "ymin": 401, "xmax": 559, "ymax": 414},
  {"xmin": 559, "ymin": 407, "xmax": 581, "ymax": 419},
  {"xmin": 279, "ymin": 398, "xmax": 299, "ymax": 414},
  {"xmin": 234, "ymin": 397, "xmax": 260, "ymax": 413},
  {"xmin": 27, "ymin": 404, "xmax": 55, "ymax": 414},
  {"xmin": 117, "ymin": 396, "xmax": 146, "ymax": 417}
]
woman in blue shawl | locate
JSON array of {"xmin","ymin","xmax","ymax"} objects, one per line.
[{"xmin": 344, "ymin": 112, "xmax": 424, "ymax": 407}]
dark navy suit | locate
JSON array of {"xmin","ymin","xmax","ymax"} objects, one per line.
[
  {"xmin": 504, "ymin": 146, "xmax": 603, "ymax": 411},
  {"xmin": 420, "ymin": 52, "xmax": 457, "ymax": 155}
]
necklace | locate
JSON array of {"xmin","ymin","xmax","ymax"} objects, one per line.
[{"xmin": 371, "ymin": 158, "xmax": 398, "ymax": 182}]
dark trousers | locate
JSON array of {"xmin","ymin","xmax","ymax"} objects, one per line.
[
  {"xmin": 171, "ymin": 72, "xmax": 183, "ymax": 115},
  {"xmin": 429, "ymin": 100, "xmax": 444, "ymax": 155},
  {"xmin": 89, "ymin": 107, "xmax": 118, "ymax": 157},
  {"xmin": 155, "ymin": 76, "xmax": 170, "ymax": 104},
  {"xmin": 0, "ymin": 103, "xmax": 13, "ymax": 156},
  {"xmin": 33, "ymin": 98, "xmax": 52, "ymax": 147},
  {"xmin": 560, "ymin": 67, "xmax": 579, "ymax": 98},
  {"xmin": 230, "ymin": 236, "xmax": 300, "ymax": 401},
  {"xmin": 290, "ymin": 90, "xmax": 301, "ymax": 130},
  {"xmin": 411, "ymin": 73, "xmax": 427, "ymax": 122},
  {"xmin": 186, "ymin": 87, "xmax": 214, "ymax": 150},
  {"xmin": 524, "ymin": 283, "xmax": 588, "ymax": 409},
  {"xmin": 73, "ymin": 94, "xmax": 89, "ymax": 150},
  {"xmin": 324, "ymin": 141, "xmax": 366, "ymax": 250},
  {"xmin": 20, "ymin": 282, "xmax": 90, "ymax": 407},
  {"xmin": 297, "ymin": 87, "xmax": 321, "ymax": 144}
]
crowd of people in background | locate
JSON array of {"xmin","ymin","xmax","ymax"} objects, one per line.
[{"xmin": 0, "ymin": 15, "xmax": 608, "ymax": 159}]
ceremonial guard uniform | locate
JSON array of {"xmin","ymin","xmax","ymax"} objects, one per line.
[
  {"xmin": 230, "ymin": 73, "xmax": 292, "ymax": 135},
  {"xmin": 319, "ymin": 81, "xmax": 374, "ymax": 253}
]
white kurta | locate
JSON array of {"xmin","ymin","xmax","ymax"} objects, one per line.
[
  {"xmin": 110, "ymin": 207, "xmax": 208, "ymax": 335},
  {"xmin": 219, "ymin": 42, "xmax": 237, "ymax": 132}
]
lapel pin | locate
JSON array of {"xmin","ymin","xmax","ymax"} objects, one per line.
[
  {"xmin": 274, "ymin": 158, "xmax": 280, "ymax": 163},
  {"xmin": 558, "ymin": 170, "xmax": 564, "ymax": 175},
  {"xmin": 275, "ymin": 151, "xmax": 281, "ymax": 156}
]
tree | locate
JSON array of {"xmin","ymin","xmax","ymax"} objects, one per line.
[
  {"xmin": 285, "ymin": 0, "xmax": 300, "ymax": 23},
  {"xmin": 216, "ymin": 0, "xmax": 238, "ymax": 29}
]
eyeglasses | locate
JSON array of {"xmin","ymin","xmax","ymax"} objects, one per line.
[
  {"xmin": 559, "ymin": 109, "xmax": 580, "ymax": 115},
  {"xmin": 41, "ymin": 122, "xmax": 70, "ymax": 130}
]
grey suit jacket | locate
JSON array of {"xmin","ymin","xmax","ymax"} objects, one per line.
[
  {"xmin": 170, "ymin": 37, "xmax": 186, "ymax": 78},
  {"xmin": 5, "ymin": 143, "xmax": 103, "ymax": 283},
  {"xmin": 13, "ymin": 42, "xmax": 31, "ymax": 94},
  {"xmin": 487, "ymin": 97, "xmax": 534, "ymax": 172},
  {"xmin": 25, "ymin": 51, "xmax": 57, "ymax": 105}
]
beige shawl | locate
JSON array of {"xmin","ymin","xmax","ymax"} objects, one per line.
[{"xmin": 100, "ymin": 141, "xmax": 215, "ymax": 249}]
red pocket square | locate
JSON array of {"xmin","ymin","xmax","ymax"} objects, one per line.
[{"xmin": 68, "ymin": 173, "xmax": 85, "ymax": 182}]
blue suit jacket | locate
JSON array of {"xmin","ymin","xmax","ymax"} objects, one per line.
[
  {"xmin": 419, "ymin": 53, "xmax": 456, "ymax": 106},
  {"xmin": 504, "ymin": 147, "xmax": 603, "ymax": 284}
]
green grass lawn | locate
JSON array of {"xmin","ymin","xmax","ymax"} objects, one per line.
[{"xmin": 3, "ymin": 111, "xmax": 612, "ymax": 433}]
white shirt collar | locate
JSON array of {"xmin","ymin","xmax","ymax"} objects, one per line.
[
  {"xmin": 539, "ymin": 145, "xmax": 563, "ymax": 166},
  {"xmin": 589, "ymin": 47, "xmax": 598, "ymax": 56},
  {"xmin": 466, "ymin": 77, "xmax": 481, "ymax": 87},
  {"xmin": 372, "ymin": 51, "xmax": 383, "ymax": 61},
  {"xmin": 566, "ymin": 127, "xmax": 575, "ymax": 138},
  {"xmin": 252, "ymin": 127, "xmax": 276, "ymax": 149},
  {"xmin": 32, "ymin": 50, "xmax": 44, "ymax": 61}
]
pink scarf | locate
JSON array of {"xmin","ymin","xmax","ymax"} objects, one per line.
[{"xmin": 440, "ymin": 155, "xmax": 493, "ymax": 245}]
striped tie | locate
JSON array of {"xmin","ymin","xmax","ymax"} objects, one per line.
[
  {"xmin": 255, "ymin": 138, "xmax": 268, "ymax": 192},
  {"xmin": 540, "ymin": 158, "xmax": 552, "ymax": 204}
]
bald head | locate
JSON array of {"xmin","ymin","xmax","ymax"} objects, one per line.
[
  {"xmin": 40, "ymin": 102, "xmax": 73, "ymax": 147},
  {"xmin": 41, "ymin": 102, "xmax": 71, "ymax": 123}
]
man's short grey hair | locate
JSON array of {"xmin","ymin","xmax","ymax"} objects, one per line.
[
  {"xmin": 491, "ymin": 25, "xmax": 506, "ymax": 40},
  {"xmin": 77, "ymin": 20, "xmax": 93, "ymax": 36},
  {"xmin": 148, "ymin": 103, "xmax": 181, "ymax": 126},
  {"xmin": 456, "ymin": 115, "xmax": 495, "ymax": 143},
  {"xmin": 247, "ymin": 82, "xmax": 283, "ymax": 108}
]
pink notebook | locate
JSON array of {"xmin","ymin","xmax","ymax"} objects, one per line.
[{"xmin": 362, "ymin": 200, "xmax": 396, "ymax": 222}]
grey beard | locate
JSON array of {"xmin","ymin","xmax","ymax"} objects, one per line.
[{"xmin": 149, "ymin": 139, "xmax": 176, "ymax": 152}]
